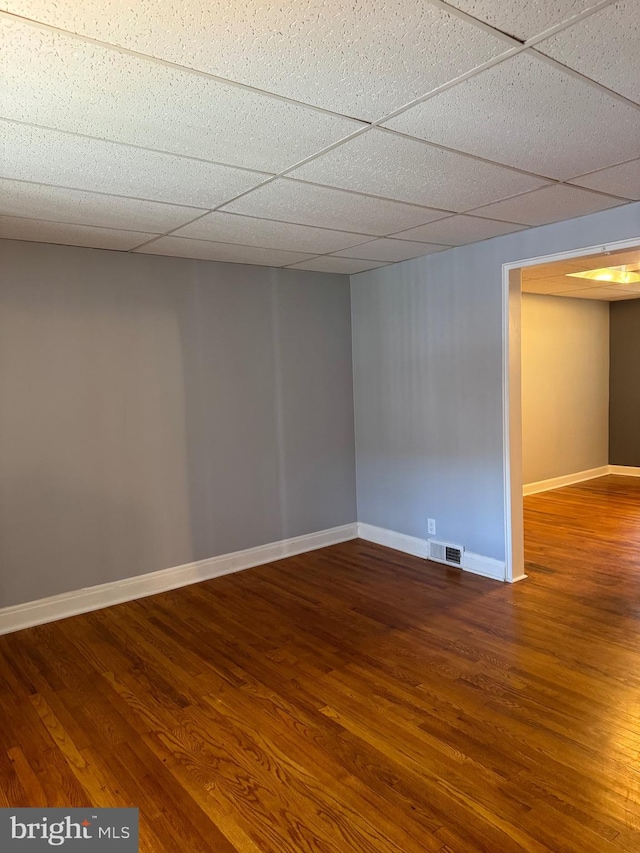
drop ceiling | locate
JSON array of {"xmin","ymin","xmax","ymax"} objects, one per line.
[
  {"xmin": 522, "ymin": 246, "xmax": 640, "ymax": 300},
  {"xmin": 1, "ymin": 0, "xmax": 639, "ymax": 274}
]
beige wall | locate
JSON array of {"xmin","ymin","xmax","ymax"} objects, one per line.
[{"xmin": 521, "ymin": 293, "xmax": 609, "ymax": 485}]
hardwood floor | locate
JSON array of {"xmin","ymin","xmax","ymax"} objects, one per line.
[{"xmin": 2, "ymin": 474, "xmax": 640, "ymax": 851}]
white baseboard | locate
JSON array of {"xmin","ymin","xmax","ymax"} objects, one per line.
[
  {"xmin": 0, "ymin": 523, "xmax": 358, "ymax": 637},
  {"xmin": 523, "ymin": 466, "xmax": 609, "ymax": 496},
  {"xmin": 357, "ymin": 523, "xmax": 505, "ymax": 582},
  {"xmin": 508, "ymin": 572, "xmax": 528, "ymax": 584},
  {"xmin": 524, "ymin": 465, "xmax": 640, "ymax": 496},
  {"xmin": 463, "ymin": 550, "xmax": 506, "ymax": 581},
  {"xmin": 609, "ymin": 465, "xmax": 640, "ymax": 477},
  {"xmin": 357, "ymin": 523, "xmax": 429, "ymax": 559}
]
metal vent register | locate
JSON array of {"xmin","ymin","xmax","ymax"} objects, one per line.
[{"xmin": 428, "ymin": 539, "xmax": 464, "ymax": 567}]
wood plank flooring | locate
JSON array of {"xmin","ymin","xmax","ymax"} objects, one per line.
[{"xmin": 2, "ymin": 474, "xmax": 640, "ymax": 851}]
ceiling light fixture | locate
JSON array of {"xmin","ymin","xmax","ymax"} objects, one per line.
[{"xmin": 567, "ymin": 265, "xmax": 640, "ymax": 285}]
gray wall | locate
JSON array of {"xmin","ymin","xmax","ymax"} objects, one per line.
[
  {"xmin": 0, "ymin": 240, "xmax": 356, "ymax": 607},
  {"xmin": 351, "ymin": 201, "xmax": 640, "ymax": 562},
  {"xmin": 610, "ymin": 298, "xmax": 640, "ymax": 466}
]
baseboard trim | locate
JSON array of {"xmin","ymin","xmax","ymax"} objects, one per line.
[
  {"xmin": 357, "ymin": 523, "xmax": 429, "ymax": 559},
  {"xmin": 357, "ymin": 523, "xmax": 505, "ymax": 582},
  {"xmin": 0, "ymin": 523, "xmax": 358, "ymax": 636},
  {"xmin": 609, "ymin": 465, "xmax": 640, "ymax": 477},
  {"xmin": 463, "ymin": 551, "xmax": 506, "ymax": 582},
  {"xmin": 523, "ymin": 466, "xmax": 609, "ymax": 496},
  {"xmin": 524, "ymin": 465, "xmax": 640, "ymax": 495},
  {"xmin": 508, "ymin": 573, "xmax": 528, "ymax": 584}
]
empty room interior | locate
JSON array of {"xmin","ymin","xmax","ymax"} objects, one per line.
[
  {"xmin": 2, "ymin": 1, "xmax": 640, "ymax": 851},
  {"xmin": 517, "ymin": 245, "xmax": 640, "ymax": 581}
]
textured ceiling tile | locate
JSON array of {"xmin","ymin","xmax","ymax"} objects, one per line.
[
  {"xmin": 391, "ymin": 214, "xmax": 527, "ymax": 244},
  {"xmin": 557, "ymin": 286, "xmax": 639, "ymax": 300},
  {"xmin": 0, "ymin": 121, "xmax": 269, "ymax": 207},
  {"xmin": 520, "ymin": 275, "xmax": 607, "ymax": 293},
  {"xmin": 609, "ymin": 281, "xmax": 640, "ymax": 294},
  {"xmin": 570, "ymin": 160, "xmax": 640, "ymax": 201},
  {"xmin": 0, "ymin": 19, "xmax": 361, "ymax": 173},
  {"xmin": 521, "ymin": 278, "xmax": 639, "ymax": 299},
  {"xmin": 523, "ymin": 259, "xmax": 602, "ymax": 280},
  {"xmin": 0, "ymin": 215, "xmax": 156, "ymax": 250},
  {"xmin": 442, "ymin": 0, "xmax": 601, "ymax": 41},
  {"xmin": 221, "ymin": 179, "xmax": 447, "ymax": 235},
  {"xmin": 536, "ymin": 1, "xmax": 640, "ymax": 105},
  {"xmin": 5, "ymin": 1, "xmax": 511, "ymax": 120},
  {"xmin": 523, "ymin": 247, "xmax": 640, "ymax": 282},
  {"xmin": 522, "ymin": 268, "xmax": 609, "ymax": 293},
  {"xmin": 172, "ymin": 212, "xmax": 372, "ymax": 253},
  {"xmin": 384, "ymin": 52, "xmax": 640, "ymax": 180},
  {"xmin": 289, "ymin": 129, "xmax": 549, "ymax": 210},
  {"xmin": 134, "ymin": 236, "xmax": 313, "ymax": 266},
  {"xmin": 471, "ymin": 184, "xmax": 627, "ymax": 225},
  {"xmin": 285, "ymin": 256, "xmax": 387, "ymax": 274},
  {"xmin": 0, "ymin": 178, "xmax": 201, "ymax": 231},
  {"xmin": 583, "ymin": 248, "xmax": 640, "ymax": 269},
  {"xmin": 333, "ymin": 238, "xmax": 447, "ymax": 262}
]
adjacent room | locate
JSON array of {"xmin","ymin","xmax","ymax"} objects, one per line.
[
  {"xmin": 510, "ymin": 243, "xmax": 640, "ymax": 581},
  {"xmin": 517, "ymin": 245, "xmax": 640, "ymax": 593},
  {"xmin": 521, "ymin": 246, "xmax": 640, "ymax": 497},
  {"xmin": 2, "ymin": 1, "xmax": 640, "ymax": 851}
]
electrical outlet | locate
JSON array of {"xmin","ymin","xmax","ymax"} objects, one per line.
[{"xmin": 428, "ymin": 518, "xmax": 436, "ymax": 536}]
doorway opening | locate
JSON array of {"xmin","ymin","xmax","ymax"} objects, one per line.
[{"xmin": 503, "ymin": 236, "xmax": 640, "ymax": 582}]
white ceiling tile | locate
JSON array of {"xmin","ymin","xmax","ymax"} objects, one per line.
[
  {"xmin": 0, "ymin": 178, "xmax": 200, "ymax": 231},
  {"xmin": 536, "ymin": 1, "xmax": 640, "ymax": 105},
  {"xmin": 286, "ymin": 257, "xmax": 388, "ymax": 274},
  {"xmin": 0, "ymin": 121, "xmax": 269, "ymax": 208},
  {"xmin": 581, "ymin": 248, "xmax": 640, "ymax": 270},
  {"xmin": 4, "ymin": 1, "xmax": 511, "ymax": 120},
  {"xmin": 333, "ymin": 238, "xmax": 447, "ymax": 262},
  {"xmin": 289, "ymin": 129, "xmax": 549, "ymax": 210},
  {"xmin": 523, "ymin": 248, "xmax": 640, "ymax": 282},
  {"xmin": 520, "ymin": 275, "xmax": 608, "ymax": 293},
  {"xmin": 391, "ymin": 215, "xmax": 527, "ymax": 244},
  {"xmin": 609, "ymin": 281, "xmax": 640, "ymax": 294},
  {"xmin": 523, "ymin": 260, "xmax": 602, "ymax": 281},
  {"xmin": 0, "ymin": 18, "xmax": 361, "ymax": 173},
  {"xmin": 0, "ymin": 215, "xmax": 156, "ymax": 250},
  {"xmin": 588, "ymin": 248, "xmax": 640, "ymax": 267},
  {"xmin": 570, "ymin": 159, "xmax": 640, "ymax": 201},
  {"xmin": 442, "ymin": 0, "xmax": 601, "ymax": 41},
  {"xmin": 520, "ymin": 279, "xmax": 567, "ymax": 294},
  {"xmin": 471, "ymin": 184, "xmax": 626, "ymax": 225},
  {"xmin": 557, "ymin": 286, "xmax": 639, "ymax": 300},
  {"xmin": 135, "ymin": 236, "xmax": 313, "ymax": 266},
  {"xmin": 172, "ymin": 212, "xmax": 372, "ymax": 254},
  {"xmin": 522, "ymin": 244, "xmax": 640, "ymax": 300},
  {"xmin": 384, "ymin": 52, "xmax": 640, "ymax": 180},
  {"xmin": 221, "ymin": 179, "xmax": 447, "ymax": 235}
]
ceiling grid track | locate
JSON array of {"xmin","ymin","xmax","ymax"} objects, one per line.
[{"xmin": 1, "ymin": 0, "xmax": 638, "ymax": 271}]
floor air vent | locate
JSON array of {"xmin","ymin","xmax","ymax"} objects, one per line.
[{"xmin": 428, "ymin": 539, "xmax": 464, "ymax": 568}]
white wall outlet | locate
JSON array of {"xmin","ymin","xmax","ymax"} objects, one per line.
[{"xmin": 428, "ymin": 518, "xmax": 436, "ymax": 536}]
